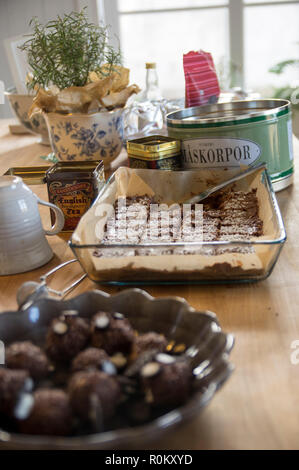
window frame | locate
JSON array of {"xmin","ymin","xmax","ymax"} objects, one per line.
[{"xmin": 97, "ymin": 0, "xmax": 299, "ymax": 88}]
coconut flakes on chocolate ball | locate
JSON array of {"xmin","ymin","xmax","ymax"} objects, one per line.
[
  {"xmin": 71, "ymin": 347, "xmax": 116, "ymax": 375},
  {"xmin": 91, "ymin": 311, "xmax": 135, "ymax": 355},
  {"xmin": 124, "ymin": 349, "xmax": 162, "ymax": 378},
  {"xmin": 134, "ymin": 332, "xmax": 168, "ymax": 356},
  {"xmin": 45, "ymin": 315, "xmax": 90, "ymax": 362},
  {"xmin": 0, "ymin": 304, "xmax": 199, "ymax": 437},
  {"xmin": 19, "ymin": 389, "xmax": 73, "ymax": 436},
  {"xmin": 6, "ymin": 341, "xmax": 51, "ymax": 380},
  {"xmin": 68, "ymin": 370, "xmax": 121, "ymax": 423},
  {"xmin": 0, "ymin": 368, "xmax": 33, "ymax": 418},
  {"xmin": 140, "ymin": 355, "xmax": 192, "ymax": 408}
]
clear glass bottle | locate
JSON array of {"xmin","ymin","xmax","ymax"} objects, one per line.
[{"xmin": 144, "ymin": 62, "xmax": 163, "ymax": 101}]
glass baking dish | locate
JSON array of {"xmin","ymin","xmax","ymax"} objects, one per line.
[{"xmin": 69, "ymin": 167, "xmax": 286, "ymax": 285}]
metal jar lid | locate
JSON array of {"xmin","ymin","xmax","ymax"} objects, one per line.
[
  {"xmin": 45, "ymin": 160, "xmax": 104, "ymax": 181},
  {"xmin": 127, "ymin": 135, "xmax": 181, "ymax": 160},
  {"xmin": 166, "ymin": 99, "xmax": 291, "ymax": 129}
]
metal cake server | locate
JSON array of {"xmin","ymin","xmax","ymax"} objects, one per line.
[
  {"xmin": 17, "ymin": 259, "xmax": 86, "ymax": 311},
  {"xmin": 185, "ymin": 162, "xmax": 267, "ymax": 205}
]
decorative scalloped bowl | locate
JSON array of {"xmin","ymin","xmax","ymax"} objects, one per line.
[{"xmin": 0, "ymin": 288, "xmax": 234, "ymax": 449}]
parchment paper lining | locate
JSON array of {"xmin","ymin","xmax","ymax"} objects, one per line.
[{"xmin": 72, "ymin": 167, "xmax": 280, "ymax": 278}]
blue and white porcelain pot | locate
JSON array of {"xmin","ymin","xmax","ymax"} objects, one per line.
[
  {"xmin": 5, "ymin": 88, "xmax": 49, "ymax": 145},
  {"xmin": 44, "ymin": 109, "xmax": 124, "ymax": 169}
]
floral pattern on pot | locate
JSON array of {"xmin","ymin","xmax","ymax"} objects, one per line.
[
  {"xmin": 45, "ymin": 110, "xmax": 124, "ymax": 168},
  {"xmin": 5, "ymin": 90, "xmax": 49, "ymax": 145}
]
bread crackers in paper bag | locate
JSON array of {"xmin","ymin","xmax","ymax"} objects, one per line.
[{"xmin": 29, "ymin": 65, "xmax": 140, "ymax": 117}]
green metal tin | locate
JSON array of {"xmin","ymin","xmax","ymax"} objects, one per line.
[{"xmin": 167, "ymin": 100, "xmax": 294, "ymax": 191}]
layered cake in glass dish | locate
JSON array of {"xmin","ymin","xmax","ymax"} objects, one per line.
[
  {"xmin": 70, "ymin": 168, "xmax": 286, "ymax": 283},
  {"xmin": 95, "ymin": 188, "xmax": 263, "ymax": 256}
]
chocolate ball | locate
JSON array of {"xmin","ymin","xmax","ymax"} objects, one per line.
[
  {"xmin": 140, "ymin": 354, "xmax": 192, "ymax": 408},
  {"xmin": 91, "ymin": 311, "xmax": 135, "ymax": 355},
  {"xmin": 19, "ymin": 389, "xmax": 73, "ymax": 436},
  {"xmin": 6, "ymin": 341, "xmax": 51, "ymax": 380},
  {"xmin": 134, "ymin": 332, "xmax": 168, "ymax": 356},
  {"xmin": 71, "ymin": 347, "xmax": 114, "ymax": 374},
  {"xmin": 0, "ymin": 368, "xmax": 33, "ymax": 417},
  {"xmin": 68, "ymin": 370, "xmax": 121, "ymax": 422},
  {"xmin": 46, "ymin": 315, "xmax": 90, "ymax": 362}
]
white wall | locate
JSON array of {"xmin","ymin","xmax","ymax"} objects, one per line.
[{"xmin": 0, "ymin": 0, "xmax": 101, "ymax": 118}]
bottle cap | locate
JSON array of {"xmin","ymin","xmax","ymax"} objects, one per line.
[{"xmin": 145, "ymin": 62, "xmax": 156, "ymax": 69}]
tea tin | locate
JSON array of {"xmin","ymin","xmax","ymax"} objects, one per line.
[
  {"xmin": 167, "ymin": 100, "xmax": 293, "ymax": 191},
  {"xmin": 45, "ymin": 161, "xmax": 105, "ymax": 232},
  {"xmin": 4, "ymin": 166, "xmax": 50, "ymax": 185},
  {"xmin": 127, "ymin": 135, "xmax": 181, "ymax": 170}
]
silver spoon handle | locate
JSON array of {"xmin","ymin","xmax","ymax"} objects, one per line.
[{"xmin": 186, "ymin": 162, "xmax": 267, "ymax": 205}]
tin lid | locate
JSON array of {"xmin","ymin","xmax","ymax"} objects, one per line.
[
  {"xmin": 46, "ymin": 160, "xmax": 104, "ymax": 181},
  {"xmin": 127, "ymin": 135, "xmax": 181, "ymax": 159},
  {"xmin": 167, "ymin": 99, "xmax": 291, "ymax": 129},
  {"xmin": 4, "ymin": 166, "xmax": 50, "ymax": 185}
]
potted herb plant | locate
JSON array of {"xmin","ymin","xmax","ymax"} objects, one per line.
[{"xmin": 20, "ymin": 9, "xmax": 139, "ymax": 168}]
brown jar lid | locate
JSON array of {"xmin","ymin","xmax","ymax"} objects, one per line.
[{"xmin": 145, "ymin": 62, "xmax": 156, "ymax": 69}]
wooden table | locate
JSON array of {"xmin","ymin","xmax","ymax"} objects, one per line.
[{"xmin": 1, "ymin": 118, "xmax": 299, "ymax": 450}]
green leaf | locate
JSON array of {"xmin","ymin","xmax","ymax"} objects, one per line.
[
  {"xmin": 269, "ymin": 59, "xmax": 299, "ymax": 75},
  {"xmin": 40, "ymin": 152, "xmax": 59, "ymax": 163}
]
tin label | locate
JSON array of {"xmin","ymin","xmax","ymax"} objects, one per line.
[
  {"xmin": 48, "ymin": 181, "xmax": 94, "ymax": 231},
  {"xmin": 128, "ymin": 155, "xmax": 181, "ymax": 170},
  {"xmin": 55, "ymin": 191, "xmax": 92, "ymax": 218},
  {"xmin": 181, "ymin": 137, "xmax": 261, "ymax": 168}
]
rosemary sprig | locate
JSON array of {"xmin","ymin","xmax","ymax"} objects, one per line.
[{"xmin": 19, "ymin": 8, "xmax": 122, "ymax": 90}]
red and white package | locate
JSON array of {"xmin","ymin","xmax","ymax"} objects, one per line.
[{"xmin": 183, "ymin": 50, "xmax": 220, "ymax": 108}]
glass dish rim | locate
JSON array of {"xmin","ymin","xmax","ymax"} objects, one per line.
[{"xmin": 69, "ymin": 167, "xmax": 287, "ymax": 250}]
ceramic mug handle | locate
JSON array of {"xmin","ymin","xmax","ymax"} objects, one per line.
[{"xmin": 36, "ymin": 197, "xmax": 65, "ymax": 236}]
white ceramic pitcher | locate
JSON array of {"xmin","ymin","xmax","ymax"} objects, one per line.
[{"xmin": 0, "ymin": 176, "xmax": 64, "ymax": 275}]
